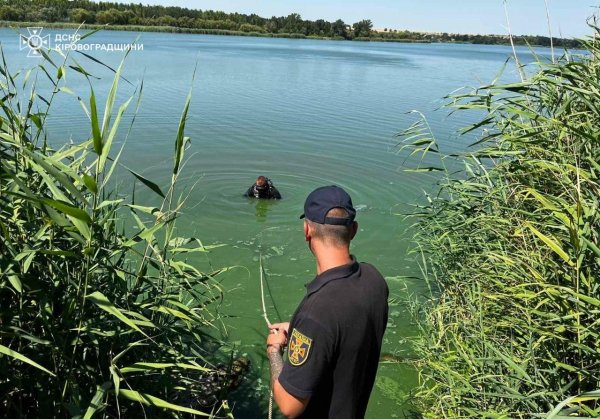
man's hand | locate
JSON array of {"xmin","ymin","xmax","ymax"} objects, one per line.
[
  {"xmin": 267, "ymin": 322, "xmax": 290, "ymax": 350},
  {"xmin": 266, "ymin": 321, "xmax": 308, "ymax": 418},
  {"xmin": 269, "ymin": 322, "xmax": 290, "ymax": 335}
]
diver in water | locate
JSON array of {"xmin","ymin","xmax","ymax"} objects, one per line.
[{"xmin": 244, "ymin": 176, "xmax": 282, "ymax": 200}]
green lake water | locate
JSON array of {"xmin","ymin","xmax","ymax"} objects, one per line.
[{"xmin": 1, "ymin": 28, "xmax": 551, "ymax": 417}]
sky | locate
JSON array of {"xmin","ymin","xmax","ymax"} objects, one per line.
[{"xmin": 131, "ymin": 0, "xmax": 599, "ymax": 38}]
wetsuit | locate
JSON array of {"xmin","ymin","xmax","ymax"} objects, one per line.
[{"xmin": 244, "ymin": 181, "xmax": 282, "ymax": 199}]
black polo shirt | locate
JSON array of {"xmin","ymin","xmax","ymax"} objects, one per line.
[{"xmin": 279, "ymin": 257, "xmax": 389, "ymax": 419}]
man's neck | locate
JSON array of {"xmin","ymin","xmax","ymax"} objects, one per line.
[{"xmin": 314, "ymin": 245, "xmax": 353, "ymax": 275}]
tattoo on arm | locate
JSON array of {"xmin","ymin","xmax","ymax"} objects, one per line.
[{"xmin": 268, "ymin": 351, "xmax": 284, "ymax": 387}]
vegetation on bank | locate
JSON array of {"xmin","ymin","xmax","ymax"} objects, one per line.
[
  {"xmin": 403, "ymin": 28, "xmax": 600, "ymax": 417},
  {"xmin": 0, "ymin": 0, "xmax": 581, "ymax": 47},
  {"xmin": 1, "ymin": 21, "xmax": 331, "ymax": 40},
  {"xmin": 0, "ymin": 44, "xmax": 240, "ymax": 416}
]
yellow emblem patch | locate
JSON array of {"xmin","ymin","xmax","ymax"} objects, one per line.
[{"xmin": 288, "ymin": 328, "xmax": 312, "ymax": 366}]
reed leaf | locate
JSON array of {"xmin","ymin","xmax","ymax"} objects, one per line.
[
  {"xmin": 0, "ymin": 344, "xmax": 56, "ymax": 377},
  {"xmin": 119, "ymin": 389, "xmax": 211, "ymax": 416}
]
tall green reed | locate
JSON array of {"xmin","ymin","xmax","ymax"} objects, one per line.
[
  {"xmin": 0, "ymin": 37, "xmax": 234, "ymax": 417},
  {"xmin": 402, "ymin": 26, "xmax": 600, "ymax": 418}
]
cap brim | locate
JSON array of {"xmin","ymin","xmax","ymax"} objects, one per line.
[{"xmin": 299, "ymin": 214, "xmax": 305, "ymax": 219}]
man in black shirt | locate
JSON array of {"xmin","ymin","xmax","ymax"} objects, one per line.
[
  {"xmin": 266, "ymin": 185, "xmax": 389, "ymax": 418},
  {"xmin": 244, "ymin": 176, "xmax": 282, "ymax": 199}
]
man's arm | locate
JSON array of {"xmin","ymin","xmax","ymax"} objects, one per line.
[
  {"xmin": 270, "ymin": 186, "xmax": 282, "ymax": 200},
  {"xmin": 268, "ymin": 350, "xmax": 309, "ymax": 418},
  {"xmin": 267, "ymin": 324, "xmax": 309, "ymax": 418},
  {"xmin": 244, "ymin": 185, "xmax": 254, "ymax": 197}
]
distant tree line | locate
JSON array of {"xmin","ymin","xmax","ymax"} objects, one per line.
[
  {"xmin": 0, "ymin": 0, "xmax": 581, "ymax": 47},
  {"xmin": 368, "ymin": 29, "xmax": 580, "ymax": 48}
]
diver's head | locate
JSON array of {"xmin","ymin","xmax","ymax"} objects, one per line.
[{"xmin": 256, "ymin": 176, "xmax": 268, "ymax": 189}]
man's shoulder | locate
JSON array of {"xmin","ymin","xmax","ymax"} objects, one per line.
[
  {"xmin": 358, "ymin": 261, "xmax": 384, "ymax": 278},
  {"xmin": 358, "ymin": 262, "xmax": 388, "ymax": 289},
  {"xmin": 307, "ymin": 261, "xmax": 388, "ymax": 306}
]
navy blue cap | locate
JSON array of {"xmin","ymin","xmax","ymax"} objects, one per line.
[{"xmin": 300, "ymin": 185, "xmax": 356, "ymax": 226}]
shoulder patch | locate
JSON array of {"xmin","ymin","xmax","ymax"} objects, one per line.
[{"xmin": 288, "ymin": 328, "xmax": 312, "ymax": 366}]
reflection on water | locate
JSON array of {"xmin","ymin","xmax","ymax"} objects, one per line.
[{"xmin": 251, "ymin": 198, "xmax": 274, "ymax": 223}]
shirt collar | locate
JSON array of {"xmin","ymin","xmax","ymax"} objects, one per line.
[{"xmin": 306, "ymin": 256, "xmax": 359, "ymax": 295}]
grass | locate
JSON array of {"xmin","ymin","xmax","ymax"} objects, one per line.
[
  {"xmin": 400, "ymin": 24, "xmax": 600, "ymax": 418},
  {"xmin": 0, "ymin": 36, "xmax": 236, "ymax": 417}
]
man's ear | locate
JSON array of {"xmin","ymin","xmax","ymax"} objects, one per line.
[
  {"xmin": 350, "ymin": 221, "xmax": 358, "ymax": 240},
  {"xmin": 304, "ymin": 221, "xmax": 310, "ymax": 241}
]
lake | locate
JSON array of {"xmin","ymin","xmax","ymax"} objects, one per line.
[{"xmin": 0, "ymin": 28, "xmax": 550, "ymax": 417}]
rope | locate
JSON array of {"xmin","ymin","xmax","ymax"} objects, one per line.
[
  {"xmin": 268, "ymin": 392, "xmax": 274, "ymax": 419},
  {"xmin": 259, "ymin": 254, "xmax": 272, "ymax": 329},
  {"xmin": 259, "ymin": 254, "xmax": 275, "ymax": 419}
]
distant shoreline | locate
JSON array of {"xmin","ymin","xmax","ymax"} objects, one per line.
[
  {"xmin": 2, "ymin": 20, "xmax": 430, "ymax": 44},
  {"xmin": 2, "ymin": 20, "xmax": 572, "ymax": 48}
]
